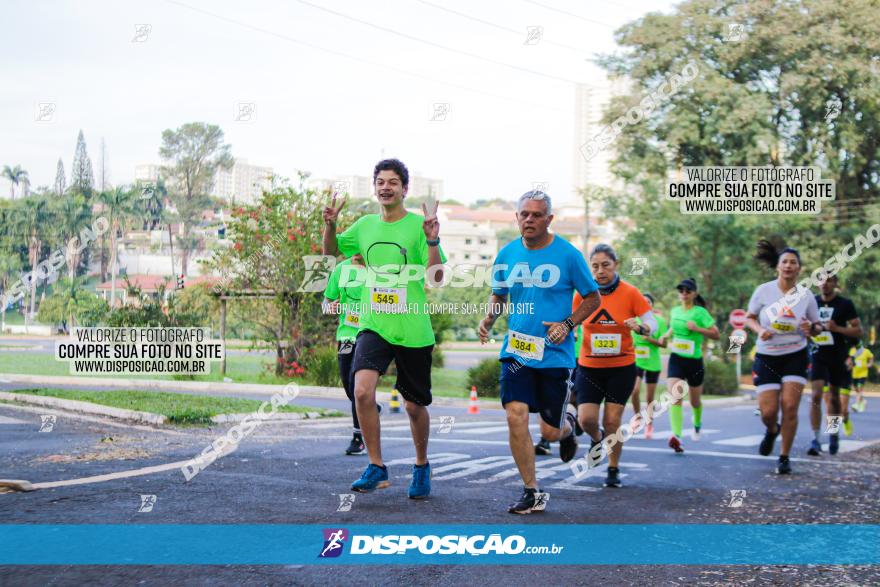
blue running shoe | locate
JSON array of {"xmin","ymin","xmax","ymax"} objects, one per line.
[
  {"xmin": 351, "ymin": 463, "xmax": 390, "ymax": 493},
  {"xmin": 829, "ymin": 434, "xmax": 839, "ymax": 455},
  {"xmin": 807, "ymin": 439, "xmax": 822, "ymax": 456},
  {"xmin": 408, "ymin": 462, "xmax": 431, "ymax": 499}
]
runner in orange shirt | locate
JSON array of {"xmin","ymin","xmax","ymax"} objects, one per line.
[{"xmin": 572, "ymin": 244, "xmax": 656, "ymax": 488}]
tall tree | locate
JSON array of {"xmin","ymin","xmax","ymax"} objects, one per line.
[
  {"xmin": 54, "ymin": 159, "xmax": 66, "ymax": 196},
  {"xmin": 0, "ymin": 253, "xmax": 22, "ymax": 331},
  {"xmin": 13, "ymin": 196, "xmax": 50, "ymax": 324},
  {"xmin": 2, "ymin": 165, "xmax": 28, "ymax": 200},
  {"xmin": 159, "ymin": 122, "xmax": 233, "ymax": 275},
  {"xmin": 53, "ymin": 193, "xmax": 93, "ymax": 280},
  {"xmin": 98, "ymin": 186, "xmax": 142, "ymax": 307},
  {"xmin": 70, "ymin": 130, "xmax": 94, "ymax": 196},
  {"xmin": 590, "ymin": 0, "xmax": 880, "ymax": 328}
]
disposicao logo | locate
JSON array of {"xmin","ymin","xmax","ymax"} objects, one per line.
[{"xmin": 319, "ymin": 528, "xmax": 348, "ymax": 558}]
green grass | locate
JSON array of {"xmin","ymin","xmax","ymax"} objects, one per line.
[
  {"xmin": 10, "ymin": 388, "xmax": 341, "ymax": 425},
  {"xmin": 0, "ymin": 351, "xmax": 474, "ymax": 396}
]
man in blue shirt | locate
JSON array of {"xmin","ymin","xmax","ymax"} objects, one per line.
[{"xmin": 478, "ymin": 190, "xmax": 600, "ymax": 514}]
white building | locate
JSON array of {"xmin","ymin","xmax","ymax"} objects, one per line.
[
  {"xmin": 309, "ymin": 174, "xmax": 443, "ymax": 200},
  {"xmin": 135, "ymin": 158, "xmax": 273, "ymax": 204}
]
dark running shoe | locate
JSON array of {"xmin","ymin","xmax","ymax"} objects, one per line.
[
  {"xmin": 604, "ymin": 466, "xmax": 622, "ymax": 488},
  {"xmin": 807, "ymin": 439, "xmax": 822, "ymax": 456},
  {"xmin": 559, "ymin": 412, "xmax": 579, "ymax": 463},
  {"xmin": 776, "ymin": 455, "xmax": 792, "ymax": 475},
  {"xmin": 345, "ymin": 434, "xmax": 365, "ymax": 455},
  {"xmin": 508, "ymin": 487, "xmax": 546, "ymax": 514},
  {"xmin": 534, "ymin": 438, "xmax": 551, "ymax": 456},
  {"xmin": 829, "ymin": 433, "xmax": 840, "ymax": 455},
  {"xmin": 759, "ymin": 423, "xmax": 779, "ymax": 456},
  {"xmin": 668, "ymin": 435, "xmax": 684, "ymax": 454}
]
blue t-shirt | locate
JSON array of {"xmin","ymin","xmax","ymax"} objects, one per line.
[{"xmin": 491, "ymin": 235, "xmax": 598, "ymax": 368}]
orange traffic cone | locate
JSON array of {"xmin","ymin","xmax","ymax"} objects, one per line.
[{"xmin": 467, "ymin": 386, "xmax": 479, "ymax": 414}]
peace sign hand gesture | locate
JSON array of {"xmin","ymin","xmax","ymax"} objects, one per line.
[
  {"xmin": 323, "ymin": 192, "xmax": 347, "ymax": 226},
  {"xmin": 422, "ymin": 199, "xmax": 440, "ymax": 240}
]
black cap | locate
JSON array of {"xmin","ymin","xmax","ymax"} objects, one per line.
[{"xmin": 676, "ymin": 278, "xmax": 697, "ymax": 292}]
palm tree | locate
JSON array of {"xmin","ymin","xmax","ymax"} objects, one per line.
[
  {"xmin": 0, "ymin": 253, "xmax": 22, "ymax": 331},
  {"xmin": 12, "ymin": 196, "xmax": 50, "ymax": 325},
  {"xmin": 98, "ymin": 186, "xmax": 142, "ymax": 307},
  {"xmin": 36, "ymin": 276, "xmax": 100, "ymax": 333},
  {"xmin": 53, "ymin": 193, "xmax": 93, "ymax": 280},
  {"xmin": 2, "ymin": 165, "xmax": 28, "ymax": 200}
]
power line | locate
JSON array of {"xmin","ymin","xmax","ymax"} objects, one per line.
[
  {"xmin": 294, "ymin": 0, "xmax": 585, "ymax": 86},
  {"xmin": 521, "ymin": 0, "xmax": 618, "ymax": 29},
  {"xmin": 412, "ymin": 0, "xmax": 593, "ymax": 56},
  {"xmin": 163, "ymin": 0, "xmax": 566, "ymax": 112}
]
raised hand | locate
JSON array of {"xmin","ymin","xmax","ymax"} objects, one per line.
[
  {"xmin": 323, "ymin": 192, "xmax": 347, "ymax": 225},
  {"xmin": 422, "ymin": 199, "xmax": 440, "ymax": 240}
]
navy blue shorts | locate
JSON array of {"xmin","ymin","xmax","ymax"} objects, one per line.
[
  {"xmin": 499, "ymin": 359, "xmax": 572, "ymax": 429},
  {"xmin": 809, "ymin": 352, "xmax": 852, "ymax": 389},
  {"xmin": 635, "ymin": 367, "xmax": 660, "ymax": 385}
]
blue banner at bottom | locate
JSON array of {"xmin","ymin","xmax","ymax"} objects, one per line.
[{"xmin": 1, "ymin": 525, "xmax": 878, "ymax": 565}]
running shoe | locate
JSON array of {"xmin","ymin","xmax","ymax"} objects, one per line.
[
  {"xmin": 534, "ymin": 438, "xmax": 551, "ymax": 456},
  {"xmin": 508, "ymin": 487, "xmax": 545, "ymax": 514},
  {"xmin": 759, "ymin": 423, "xmax": 779, "ymax": 456},
  {"xmin": 351, "ymin": 463, "xmax": 390, "ymax": 493},
  {"xmin": 345, "ymin": 434, "xmax": 365, "ymax": 455},
  {"xmin": 645, "ymin": 422, "xmax": 654, "ymax": 439},
  {"xmin": 692, "ymin": 426, "xmax": 701, "ymax": 441},
  {"xmin": 857, "ymin": 399, "xmax": 867, "ymax": 412},
  {"xmin": 829, "ymin": 433, "xmax": 840, "ymax": 455},
  {"xmin": 668, "ymin": 435, "xmax": 684, "ymax": 454},
  {"xmin": 559, "ymin": 411, "xmax": 579, "ymax": 463},
  {"xmin": 843, "ymin": 419, "xmax": 853, "ymax": 436},
  {"xmin": 776, "ymin": 455, "xmax": 792, "ymax": 475},
  {"xmin": 604, "ymin": 466, "xmax": 622, "ymax": 488},
  {"xmin": 807, "ymin": 439, "xmax": 822, "ymax": 456},
  {"xmin": 408, "ymin": 463, "xmax": 431, "ymax": 499}
]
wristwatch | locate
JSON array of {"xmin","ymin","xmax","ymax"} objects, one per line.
[{"xmin": 426, "ymin": 237, "xmax": 440, "ymax": 246}]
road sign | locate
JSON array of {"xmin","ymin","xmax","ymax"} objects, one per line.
[{"xmin": 729, "ymin": 309, "xmax": 747, "ymax": 329}]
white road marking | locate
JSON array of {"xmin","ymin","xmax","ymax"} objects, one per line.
[
  {"xmin": 29, "ymin": 459, "xmax": 198, "ymax": 490},
  {"xmin": 548, "ymin": 462, "xmax": 650, "ymax": 492},
  {"xmin": 432, "ymin": 455, "xmax": 516, "ymax": 480},
  {"xmin": 713, "ymin": 435, "xmax": 767, "ymax": 447},
  {"xmin": 384, "ymin": 453, "xmax": 470, "ymax": 467}
]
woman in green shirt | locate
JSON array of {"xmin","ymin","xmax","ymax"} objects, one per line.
[
  {"xmin": 659, "ymin": 278, "xmax": 720, "ymax": 453},
  {"xmin": 630, "ymin": 293, "xmax": 667, "ymax": 439}
]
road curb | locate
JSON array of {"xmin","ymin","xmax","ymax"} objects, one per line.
[{"xmin": 0, "ymin": 392, "xmax": 167, "ymax": 425}]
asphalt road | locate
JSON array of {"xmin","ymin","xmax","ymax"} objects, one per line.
[{"xmin": 1, "ymin": 389, "xmax": 879, "ymax": 585}]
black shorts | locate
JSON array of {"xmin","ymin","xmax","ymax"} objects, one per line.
[
  {"xmin": 667, "ymin": 353, "xmax": 705, "ymax": 387},
  {"xmin": 753, "ymin": 347, "xmax": 809, "ymax": 393},
  {"xmin": 352, "ymin": 329, "xmax": 433, "ymax": 406},
  {"xmin": 499, "ymin": 359, "xmax": 572, "ymax": 428},
  {"xmin": 853, "ymin": 377, "xmax": 867, "ymax": 386},
  {"xmin": 635, "ymin": 367, "xmax": 660, "ymax": 385},
  {"xmin": 337, "ymin": 340, "xmax": 356, "ymax": 401},
  {"xmin": 575, "ymin": 363, "xmax": 637, "ymax": 406},
  {"xmin": 809, "ymin": 352, "xmax": 853, "ymax": 389}
]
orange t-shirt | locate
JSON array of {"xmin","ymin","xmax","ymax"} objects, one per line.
[{"xmin": 573, "ymin": 280, "xmax": 651, "ymax": 368}]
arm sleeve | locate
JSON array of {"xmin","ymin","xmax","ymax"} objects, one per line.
[
  {"xmin": 698, "ymin": 307, "xmax": 715, "ymax": 328},
  {"xmin": 336, "ymin": 218, "xmax": 361, "ymax": 257},
  {"xmin": 490, "ymin": 251, "xmax": 508, "ymax": 296},
  {"xmin": 323, "ymin": 263, "xmax": 341, "ymax": 300},
  {"xmin": 571, "ymin": 249, "xmax": 598, "ymax": 297},
  {"xmin": 747, "ymin": 287, "xmax": 763, "ymax": 316},
  {"xmin": 806, "ymin": 295, "xmax": 820, "ymax": 322},
  {"xmin": 639, "ymin": 310, "xmax": 658, "ymax": 335}
]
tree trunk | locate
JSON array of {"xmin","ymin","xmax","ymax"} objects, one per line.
[
  {"xmin": 100, "ymin": 232, "xmax": 108, "ymax": 281},
  {"xmin": 109, "ymin": 225, "xmax": 117, "ymax": 308}
]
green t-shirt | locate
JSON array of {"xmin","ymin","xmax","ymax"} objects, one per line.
[
  {"xmin": 633, "ymin": 314, "xmax": 667, "ymax": 372},
  {"xmin": 323, "ymin": 258, "xmax": 365, "ymax": 342},
  {"xmin": 336, "ymin": 212, "xmax": 446, "ymax": 348},
  {"xmin": 669, "ymin": 305, "xmax": 715, "ymax": 359}
]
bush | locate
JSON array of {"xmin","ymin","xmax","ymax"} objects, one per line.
[
  {"xmin": 467, "ymin": 358, "xmax": 501, "ymax": 398},
  {"xmin": 432, "ymin": 347, "xmax": 445, "ymax": 368},
  {"xmin": 303, "ymin": 345, "xmax": 339, "ymax": 387},
  {"xmin": 703, "ymin": 359, "xmax": 739, "ymax": 395}
]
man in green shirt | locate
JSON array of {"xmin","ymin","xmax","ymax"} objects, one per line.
[
  {"xmin": 322, "ymin": 158, "xmax": 446, "ymax": 499},
  {"xmin": 323, "ymin": 254, "xmax": 383, "ymax": 456}
]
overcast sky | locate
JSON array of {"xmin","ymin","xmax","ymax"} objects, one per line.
[{"xmin": 2, "ymin": 0, "xmax": 675, "ymax": 206}]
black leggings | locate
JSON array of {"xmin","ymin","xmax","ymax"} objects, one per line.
[{"xmin": 338, "ymin": 341, "xmax": 358, "ymax": 430}]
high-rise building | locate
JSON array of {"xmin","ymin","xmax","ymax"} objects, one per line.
[{"xmin": 212, "ymin": 158, "xmax": 273, "ymax": 203}]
